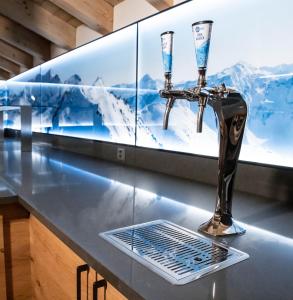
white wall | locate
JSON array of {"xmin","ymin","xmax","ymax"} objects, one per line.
[
  {"xmin": 49, "ymin": 25, "xmax": 102, "ymax": 59},
  {"xmin": 113, "ymin": 0, "xmax": 157, "ymax": 30},
  {"xmin": 113, "ymin": 0, "xmax": 187, "ymax": 30},
  {"xmin": 174, "ymin": 0, "xmax": 186, "ymax": 4},
  {"xmin": 76, "ymin": 25, "xmax": 102, "ymax": 47},
  {"xmin": 48, "ymin": 0, "xmax": 186, "ymax": 58}
]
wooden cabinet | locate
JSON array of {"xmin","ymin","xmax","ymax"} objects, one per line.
[
  {"xmin": 0, "ymin": 205, "xmax": 127, "ymax": 300},
  {"xmin": 30, "ymin": 215, "xmax": 88, "ymax": 300},
  {"xmin": 0, "ymin": 215, "xmax": 7, "ymax": 299},
  {"xmin": 96, "ymin": 274, "xmax": 127, "ymax": 300},
  {"xmin": 0, "ymin": 203, "xmax": 31, "ymax": 300},
  {"xmin": 30, "ymin": 215, "xmax": 127, "ymax": 300},
  {"xmin": 88, "ymin": 269, "xmax": 127, "ymax": 300}
]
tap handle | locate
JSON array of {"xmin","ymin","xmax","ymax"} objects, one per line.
[
  {"xmin": 192, "ymin": 20, "xmax": 213, "ymax": 87},
  {"xmin": 160, "ymin": 31, "xmax": 174, "ymax": 77}
]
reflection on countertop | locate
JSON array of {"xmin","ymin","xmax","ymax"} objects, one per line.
[{"xmin": 0, "ymin": 139, "xmax": 293, "ymax": 300}]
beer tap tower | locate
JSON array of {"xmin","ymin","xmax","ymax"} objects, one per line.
[{"xmin": 159, "ymin": 21, "xmax": 248, "ymax": 236}]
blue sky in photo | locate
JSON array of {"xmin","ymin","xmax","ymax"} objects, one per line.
[
  {"xmin": 138, "ymin": 0, "xmax": 293, "ymax": 82},
  {"xmin": 41, "ymin": 25, "xmax": 137, "ymax": 86}
]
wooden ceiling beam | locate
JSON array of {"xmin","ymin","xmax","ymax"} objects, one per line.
[
  {"xmin": 104, "ymin": 0, "xmax": 125, "ymax": 5},
  {"xmin": 48, "ymin": 0, "xmax": 113, "ymax": 34},
  {"xmin": 0, "ymin": 0, "xmax": 76, "ymax": 49},
  {"xmin": 0, "ymin": 40, "xmax": 33, "ymax": 69},
  {"xmin": 145, "ymin": 0, "xmax": 173, "ymax": 10},
  {"xmin": 0, "ymin": 56, "xmax": 21, "ymax": 75},
  {"xmin": 0, "ymin": 68, "xmax": 11, "ymax": 80},
  {"xmin": 0, "ymin": 15, "xmax": 50, "ymax": 60}
]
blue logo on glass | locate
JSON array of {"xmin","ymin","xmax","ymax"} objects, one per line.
[
  {"xmin": 162, "ymin": 52, "xmax": 172, "ymax": 73},
  {"xmin": 196, "ymin": 41, "xmax": 210, "ymax": 68}
]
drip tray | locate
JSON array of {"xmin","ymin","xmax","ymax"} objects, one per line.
[{"xmin": 100, "ymin": 220, "xmax": 249, "ymax": 285}]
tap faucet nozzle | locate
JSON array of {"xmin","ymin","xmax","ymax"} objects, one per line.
[
  {"xmin": 163, "ymin": 97, "xmax": 174, "ymax": 130},
  {"xmin": 197, "ymin": 101, "xmax": 205, "ymax": 133},
  {"xmin": 196, "ymin": 68, "xmax": 208, "ymax": 132}
]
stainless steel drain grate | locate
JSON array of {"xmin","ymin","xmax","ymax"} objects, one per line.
[{"xmin": 100, "ymin": 220, "xmax": 249, "ymax": 285}]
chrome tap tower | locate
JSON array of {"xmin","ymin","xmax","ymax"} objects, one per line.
[{"xmin": 159, "ymin": 21, "xmax": 247, "ymax": 236}]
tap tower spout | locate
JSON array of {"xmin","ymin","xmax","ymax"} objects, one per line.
[{"xmin": 159, "ymin": 21, "xmax": 247, "ymax": 236}]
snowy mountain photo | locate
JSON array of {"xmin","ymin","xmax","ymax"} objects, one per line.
[{"xmin": 4, "ymin": 59, "xmax": 293, "ymax": 166}]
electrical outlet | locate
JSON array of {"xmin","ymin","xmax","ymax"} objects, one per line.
[{"xmin": 117, "ymin": 147, "xmax": 125, "ymax": 161}]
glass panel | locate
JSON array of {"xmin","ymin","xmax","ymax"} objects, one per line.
[
  {"xmin": 4, "ymin": 107, "xmax": 42, "ymax": 132},
  {"xmin": 0, "ymin": 81, "xmax": 7, "ymax": 106},
  {"xmin": 4, "ymin": 110, "xmax": 20, "ymax": 130},
  {"xmin": 5, "ymin": 66, "xmax": 41, "ymax": 130},
  {"xmin": 41, "ymin": 24, "xmax": 137, "ymax": 145},
  {"xmin": 7, "ymin": 66, "xmax": 41, "ymax": 107},
  {"xmin": 137, "ymin": 0, "xmax": 293, "ymax": 167},
  {"xmin": 3, "ymin": 0, "xmax": 293, "ymax": 168}
]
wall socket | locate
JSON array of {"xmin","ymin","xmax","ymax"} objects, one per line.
[{"xmin": 117, "ymin": 147, "xmax": 125, "ymax": 161}]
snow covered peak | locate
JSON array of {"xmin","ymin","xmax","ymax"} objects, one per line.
[
  {"xmin": 42, "ymin": 69, "xmax": 61, "ymax": 84},
  {"xmin": 259, "ymin": 63, "xmax": 293, "ymax": 75},
  {"xmin": 65, "ymin": 74, "xmax": 82, "ymax": 85},
  {"xmin": 92, "ymin": 76, "xmax": 105, "ymax": 87},
  {"xmin": 139, "ymin": 74, "xmax": 158, "ymax": 90},
  {"xmin": 218, "ymin": 61, "xmax": 256, "ymax": 79}
]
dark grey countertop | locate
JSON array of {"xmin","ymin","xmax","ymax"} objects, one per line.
[
  {"xmin": 0, "ymin": 140, "xmax": 293, "ymax": 300},
  {"xmin": 0, "ymin": 178, "xmax": 18, "ymax": 204}
]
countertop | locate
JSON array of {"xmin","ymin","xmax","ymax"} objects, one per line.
[
  {"xmin": 0, "ymin": 140, "xmax": 293, "ymax": 300},
  {"xmin": 0, "ymin": 177, "xmax": 18, "ymax": 204}
]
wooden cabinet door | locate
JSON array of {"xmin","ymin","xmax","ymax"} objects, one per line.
[
  {"xmin": 0, "ymin": 203, "xmax": 31, "ymax": 300},
  {"xmin": 89, "ymin": 268, "xmax": 127, "ymax": 300},
  {"xmin": 30, "ymin": 215, "xmax": 127, "ymax": 300},
  {"xmin": 30, "ymin": 215, "xmax": 88, "ymax": 300},
  {"xmin": 99, "ymin": 275, "xmax": 127, "ymax": 300},
  {"xmin": 0, "ymin": 215, "xmax": 7, "ymax": 300}
]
